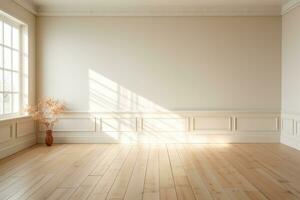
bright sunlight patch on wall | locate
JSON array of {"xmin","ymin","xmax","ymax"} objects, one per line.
[
  {"xmin": 89, "ymin": 69, "xmax": 169, "ymax": 113},
  {"xmin": 88, "ymin": 69, "xmax": 190, "ymax": 143}
]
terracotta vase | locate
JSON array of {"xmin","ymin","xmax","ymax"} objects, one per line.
[{"xmin": 45, "ymin": 130, "xmax": 53, "ymax": 146}]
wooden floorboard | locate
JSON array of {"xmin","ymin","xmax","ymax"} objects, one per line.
[{"xmin": 0, "ymin": 144, "xmax": 299, "ymax": 200}]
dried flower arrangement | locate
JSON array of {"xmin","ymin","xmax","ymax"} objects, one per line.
[
  {"xmin": 26, "ymin": 98, "xmax": 65, "ymax": 146},
  {"xmin": 26, "ymin": 98, "xmax": 66, "ymax": 130}
]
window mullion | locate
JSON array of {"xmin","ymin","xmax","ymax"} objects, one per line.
[
  {"xmin": 2, "ymin": 22, "xmax": 4, "ymax": 114},
  {"xmin": 10, "ymin": 23, "xmax": 13, "ymax": 114},
  {"xmin": 19, "ymin": 25, "xmax": 23, "ymax": 115}
]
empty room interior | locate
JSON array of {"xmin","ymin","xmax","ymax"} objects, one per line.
[{"xmin": 0, "ymin": 0, "xmax": 300, "ymax": 199}]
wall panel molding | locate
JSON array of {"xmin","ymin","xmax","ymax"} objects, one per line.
[
  {"xmin": 0, "ymin": 123, "xmax": 13, "ymax": 144},
  {"xmin": 142, "ymin": 118, "xmax": 188, "ymax": 132},
  {"xmin": 39, "ymin": 118, "xmax": 96, "ymax": 132},
  {"xmin": 236, "ymin": 116, "xmax": 279, "ymax": 132},
  {"xmin": 281, "ymin": 113, "xmax": 300, "ymax": 150},
  {"xmin": 296, "ymin": 121, "xmax": 300, "ymax": 136},
  {"xmin": 16, "ymin": 119, "xmax": 35, "ymax": 138},
  {"xmin": 193, "ymin": 116, "xmax": 232, "ymax": 132},
  {"xmin": 101, "ymin": 118, "xmax": 138, "ymax": 132},
  {"xmin": 282, "ymin": 118, "xmax": 294, "ymax": 136},
  {"xmin": 37, "ymin": 111, "xmax": 280, "ymax": 144},
  {"xmin": 0, "ymin": 116, "xmax": 36, "ymax": 159}
]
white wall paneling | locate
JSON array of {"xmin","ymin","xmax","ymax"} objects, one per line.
[
  {"xmin": 46, "ymin": 118, "xmax": 96, "ymax": 132},
  {"xmin": 281, "ymin": 118, "xmax": 294, "ymax": 136},
  {"xmin": 16, "ymin": 119, "xmax": 36, "ymax": 138},
  {"xmin": 0, "ymin": 117, "xmax": 36, "ymax": 159},
  {"xmin": 0, "ymin": 122, "xmax": 13, "ymax": 144},
  {"xmin": 101, "ymin": 118, "xmax": 138, "ymax": 132},
  {"xmin": 37, "ymin": 111, "xmax": 280, "ymax": 144},
  {"xmin": 296, "ymin": 121, "xmax": 300, "ymax": 136},
  {"xmin": 281, "ymin": 113, "xmax": 300, "ymax": 150},
  {"xmin": 193, "ymin": 116, "xmax": 232, "ymax": 132},
  {"xmin": 236, "ymin": 116, "xmax": 279, "ymax": 132},
  {"xmin": 142, "ymin": 118, "xmax": 188, "ymax": 132}
]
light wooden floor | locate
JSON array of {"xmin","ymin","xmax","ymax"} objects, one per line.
[{"xmin": 0, "ymin": 144, "xmax": 300, "ymax": 200}]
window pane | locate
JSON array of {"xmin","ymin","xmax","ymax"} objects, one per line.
[
  {"xmin": 23, "ymin": 30, "xmax": 28, "ymax": 55},
  {"xmin": 12, "ymin": 27, "xmax": 19, "ymax": 50},
  {"xmin": 22, "ymin": 73, "xmax": 28, "ymax": 107},
  {"xmin": 13, "ymin": 93, "xmax": 19, "ymax": 113},
  {"xmin": 23, "ymin": 93, "xmax": 28, "ymax": 106},
  {"xmin": 0, "ymin": 21, "xmax": 3, "ymax": 44},
  {"xmin": 0, "ymin": 46, "xmax": 2, "ymax": 68},
  {"xmin": 4, "ymin": 93, "xmax": 11, "ymax": 114},
  {"xmin": 0, "ymin": 69, "xmax": 3, "ymax": 91},
  {"xmin": 4, "ymin": 23, "xmax": 11, "ymax": 47},
  {"xmin": 4, "ymin": 71, "xmax": 11, "ymax": 91},
  {"xmin": 12, "ymin": 50, "xmax": 19, "ymax": 71},
  {"xmin": 23, "ymin": 55, "xmax": 28, "ymax": 74},
  {"xmin": 0, "ymin": 94, "xmax": 2, "ymax": 114},
  {"xmin": 12, "ymin": 72, "xmax": 19, "ymax": 92},
  {"xmin": 4, "ymin": 47, "xmax": 11, "ymax": 69}
]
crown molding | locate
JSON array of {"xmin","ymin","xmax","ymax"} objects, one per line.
[
  {"xmin": 13, "ymin": 0, "xmax": 38, "ymax": 15},
  {"xmin": 282, "ymin": 0, "xmax": 300, "ymax": 15},
  {"xmin": 11, "ymin": 1, "xmax": 282, "ymax": 17},
  {"xmin": 35, "ymin": 6, "xmax": 281, "ymax": 17}
]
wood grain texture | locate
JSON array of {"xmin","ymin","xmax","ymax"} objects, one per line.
[{"xmin": 0, "ymin": 144, "xmax": 299, "ymax": 200}]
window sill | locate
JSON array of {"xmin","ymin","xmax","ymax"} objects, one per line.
[{"xmin": 0, "ymin": 114, "xmax": 32, "ymax": 123}]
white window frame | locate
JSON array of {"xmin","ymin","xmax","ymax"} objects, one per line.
[{"xmin": 0, "ymin": 11, "xmax": 28, "ymax": 119}]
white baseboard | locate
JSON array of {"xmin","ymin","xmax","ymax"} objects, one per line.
[{"xmin": 38, "ymin": 133, "xmax": 280, "ymax": 144}]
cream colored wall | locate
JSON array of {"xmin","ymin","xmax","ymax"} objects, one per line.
[
  {"xmin": 281, "ymin": 5, "xmax": 300, "ymax": 150},
  {"xmin": 282, "ymin": 6, "xmax": 300, "ymax": 114},
  {"xmin": 0, "ymin": 1, "xmax": 36, "ymax": 157},
  {"xmin": 37, "ymin": 16, "xmax": 281, "ymax": 112},
  {"xmin": 0, "ymin": 0, "xmax": 36, "ymax": 106}
]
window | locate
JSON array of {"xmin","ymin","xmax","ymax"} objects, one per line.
[{"xmin": 0, "ymin": 12, "xmax": 28, "ymax": 118}]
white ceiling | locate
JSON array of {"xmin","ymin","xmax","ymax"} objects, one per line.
[{"xmin": 15, "ymin": 0, "xmax": 295, "ymax": 16}]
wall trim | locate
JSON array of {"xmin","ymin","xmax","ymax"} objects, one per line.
[
  {"xmin": 36, "ymin": 6, "xmax": 281, "ymax": 17},
  {"xmin": 280, "ymin": 112, "xmax": 300, "ymax": 150},
  {"xmin": 38, "ymin": 111, "xmax": 280, "ymax": 144},
  {"xmin": 13, "ymin": 0, "xmax": 38, "ymax": 15},
  {"xmin": 15, "ymin": 0, "xmax": 300, "ymax": 16},
  {"xmin": 281, "ymin": 0, "xmax": 300, "ymax": 15},
  {"xmin": 11, "ymin": 1, "xmax": 282, "ymax": 16},
  {"xmin": 38, "ymin": 134, "xmax": 280, "ymax": 144},
  {"xmin": 0, "ymin": 117, "xmax": 36, "ymax": 159}
]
